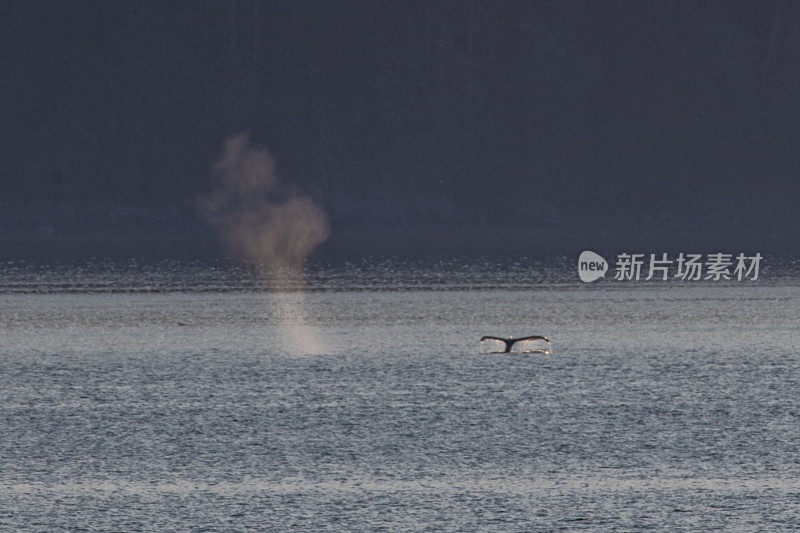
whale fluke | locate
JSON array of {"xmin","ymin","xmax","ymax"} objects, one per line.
[{"xmin": 480, "ymin": 335, "xmax": 551, "ymax": 353}]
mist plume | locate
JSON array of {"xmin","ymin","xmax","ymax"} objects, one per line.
[{"xmin": 200, "ymin": 134, "xmax": 330, "ymax": 354}]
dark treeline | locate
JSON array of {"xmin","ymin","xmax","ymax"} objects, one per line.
[{"xmin": 3, "ymin": 1, "xmax": 800, "ymax": 236}]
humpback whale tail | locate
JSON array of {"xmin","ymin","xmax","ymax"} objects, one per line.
[{"xmin": 480, "ymin": 335, "xmax": 552, "ymax": 354}]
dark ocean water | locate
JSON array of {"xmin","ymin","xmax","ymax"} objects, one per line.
[{"xmin": 1, "ymin": 260, "xmax": 799, "ymax": 531}]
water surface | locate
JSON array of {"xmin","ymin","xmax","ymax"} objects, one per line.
[{"xmin": 1, "ymin": 260, "xmax": 799, "ymax": 530}]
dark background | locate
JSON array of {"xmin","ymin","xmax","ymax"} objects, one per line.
[{"xmin": 2, "ymin": 1, "xmax": 799, "ymax": 258}]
